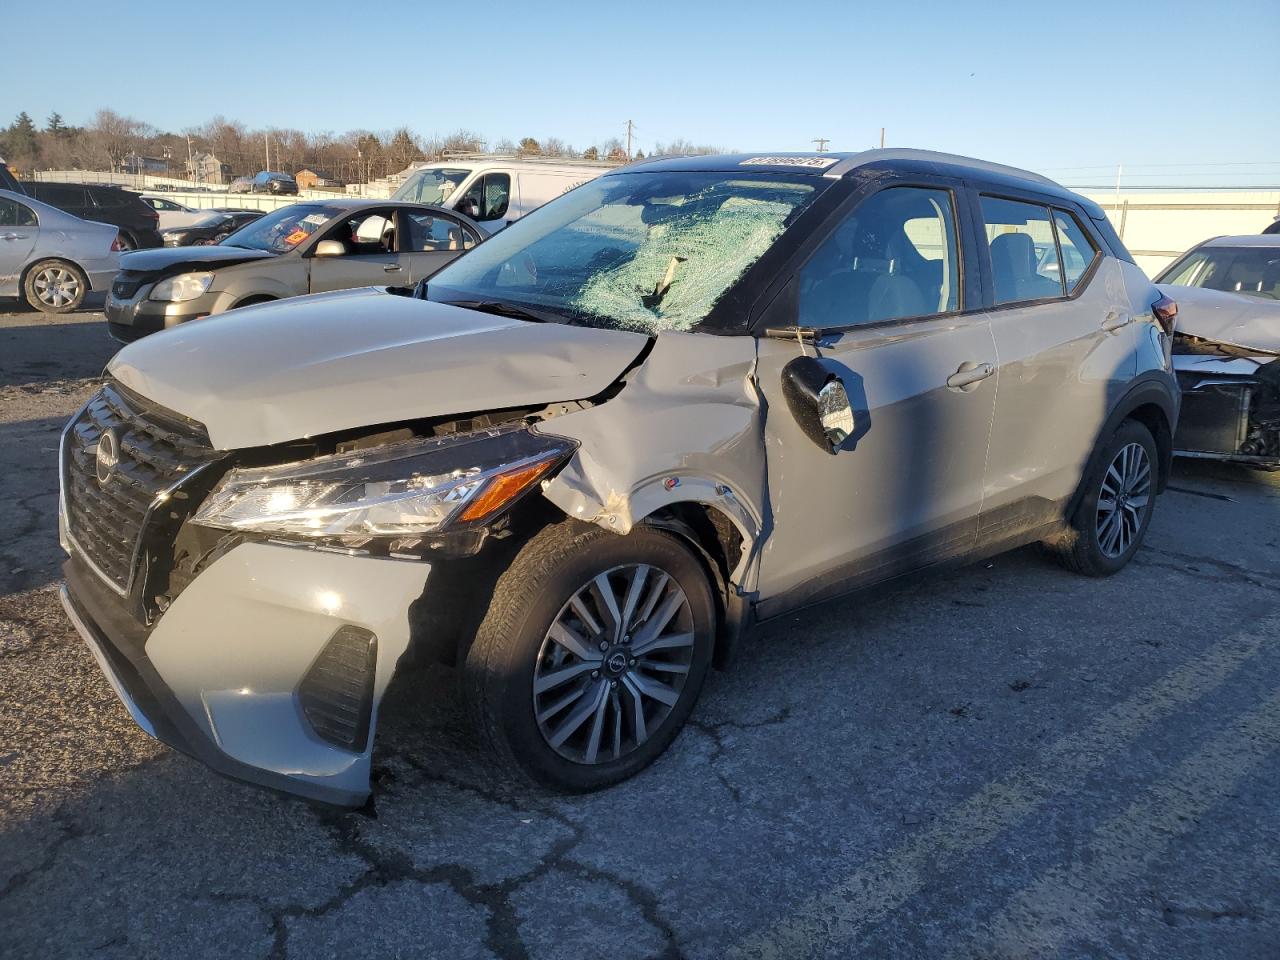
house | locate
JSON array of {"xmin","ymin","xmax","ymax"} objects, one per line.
[
  {"xmin": 295, "ymin": 168, "xmax": 341, "ymax": 190},
  {"xmin": 186, "ymin": 152, "xmax": 231, "ymax": 186},
  {"xmin": 123, "ymin": 153, "xmax": 169, "ymax": 175}
]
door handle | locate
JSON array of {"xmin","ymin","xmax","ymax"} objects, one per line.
[
  {"xmin": 1101, "ymin": 310, "xmax": 1131, "ymax": 333},
  {"xmin": 1, "ymin": 233, "xmax": 26, "ymax": 240},
  {"xmin": 946, "ymin": 361, "xmax": 994, "ymax": 391},
  {"xmin": 383, "ymin": 264, "xmax": 402, "ymax": 273}
]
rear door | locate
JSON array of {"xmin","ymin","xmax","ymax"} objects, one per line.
[
  {"xmin": 974, "ymin": 192, "xmax": 1137, "ymax": 538},
  {"xmin": 399, "ymin": 209, "xmax": 480, "ymax": 282},
  {"xmin": 308, "ymin": 208, "xmax": 413, "ymax": 292},
  {"xmin": 753, "ymin": 180, "xmax": 998, "ymax": 616},
  {"xmin": 0, "ymin": 196, "xmax": 38, "ymax": 293}
]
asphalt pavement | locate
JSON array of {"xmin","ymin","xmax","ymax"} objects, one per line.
[{"xmin": 2, "ymin": 301, "xmax": 1278, "ymax": 959}]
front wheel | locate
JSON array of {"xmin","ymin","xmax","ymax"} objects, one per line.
[
  {"xmin": 1044, "ymin": 419, "xmax": 1159, "ymax": 576},
  {"xmin": 24, "ymin": 260, "xmax": 88, "ymax": 313},
  {"xmin": 463, "ymin": 521, "xmax": 715, "ymax": 791}
]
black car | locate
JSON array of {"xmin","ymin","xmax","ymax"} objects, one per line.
[
  {"xmin": 251, "ymin": 171, "xmax": 298, "ymax": 195},
  {"xmin": 161, "ymin": 209, "xmax": 265, "ymax": 246},
  {"xmin": 26, "ymin": 182, "xmax": 162, "ymax": 249}
]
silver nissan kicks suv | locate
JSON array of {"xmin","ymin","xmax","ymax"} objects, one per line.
[{"xmin": 60, "ymin": 150, "xmax": 1179, "ymax": 804}]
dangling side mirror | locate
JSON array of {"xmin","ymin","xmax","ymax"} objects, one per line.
[{"xmin": 781, "ymin": 356, "xmax": 856, "ymax": 455}]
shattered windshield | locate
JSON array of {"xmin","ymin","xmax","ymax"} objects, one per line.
[
  {"xmin": 392, "ymin": 167, "xmax": 471, "ymax": 205},
  {"xmin": 426, "ymin": 172, "xmax": 819, "ymax": 334}
]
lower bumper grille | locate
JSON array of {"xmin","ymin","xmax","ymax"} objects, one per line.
[{"xmin": 299, "ymin": 626, "xmax": 378, "ymax": 751}]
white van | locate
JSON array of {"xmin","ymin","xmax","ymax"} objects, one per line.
[{"xmin": 391, "ymin": 157, "xmax": 615, "ymax": 233}]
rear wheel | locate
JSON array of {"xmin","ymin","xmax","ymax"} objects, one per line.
[
  {"xmin": 463, "ymin": 521, "xmax": 715, "ymax": 791},
  {"xmin": 115, "ymin": 231, "xmax": 137, "ymax": 251},
  {"xmin": 1044, "ymin": 419, "xmax": 1158, "ymax": 576},
  {"xmin": 23, "ymin": 260, "xmax": 88, "ymax": 313}
]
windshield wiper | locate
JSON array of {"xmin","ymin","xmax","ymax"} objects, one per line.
[{"xmin": 441, "ymin": 299, "xmax": 555, "ymax": 324}]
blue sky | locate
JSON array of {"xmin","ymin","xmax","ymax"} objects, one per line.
[{"xmin": 3, "ymin": 0, "xmax": 1278, "ymax": 187}]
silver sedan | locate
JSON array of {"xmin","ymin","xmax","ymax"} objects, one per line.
[{"xmin": 0, "ymin": 188, "xmax": 120, "ymax": 313}]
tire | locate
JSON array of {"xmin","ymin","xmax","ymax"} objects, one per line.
[
  {"xmin": 1044, "ymin": 419, "xmax": 1159, "ymax": 576},
  {"xmin": 116, "ymin": 231, "xmax": 137, "ymax": 251},
  {"xmin": 230, "ymin": 295, "xmax": 275, "ymax": 310},
  {"xmin": 23, "ymin": 260, "xmax": 88, "ymax": 314},
  {"xmin": 463, "ymin": 520, "xmax": 716, "ymax": 791}
]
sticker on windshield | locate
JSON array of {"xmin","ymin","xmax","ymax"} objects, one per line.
[
  {"xmin": 300, "ymin": 213, "xmax": 329, "ymax": 226},
  {"xmin": 740, "ymin": 156, "xmax": 839, "ymax": 169}
]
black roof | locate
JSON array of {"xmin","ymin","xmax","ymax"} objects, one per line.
[{"xmin": 610, "ymin": 149, "xmax": 1097, "ymax": 214}]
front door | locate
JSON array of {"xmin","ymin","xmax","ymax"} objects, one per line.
[
  {"xmin": 753, "ymin": 183, "xmax": 998, "ymax": 617},
  {"xmin": 400, "ymin": 209, "xmax": 480, "ymax": 283},
  {"xmin": 308, "ymin": 208, "xmax": 413, "ymax": 293}
]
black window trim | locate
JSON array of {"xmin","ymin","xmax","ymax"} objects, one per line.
[
  {"xmin": 751, "ymin": 175, "xmax": 977, "ymax": 338},
  {"xmin": 972, "ymin": 188, "xmax": 1105, "ymax": 312}
]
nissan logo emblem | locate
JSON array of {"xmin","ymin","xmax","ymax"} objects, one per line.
[{"xmin": 95, "ymin": 429, "xmax": 120, "ymax": 485}]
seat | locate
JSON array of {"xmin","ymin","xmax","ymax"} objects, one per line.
[{"xmin": 990, "ymin": 232, "xmax": 1060, "ymax": 302}]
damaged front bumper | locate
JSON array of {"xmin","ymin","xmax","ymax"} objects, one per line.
[
  {"xmin": 1173, "ymin": 345, "xmax": 1280, "ymax": 469},
  {"xmin": 61, "ymin": 541, "xmax": 428, "ymax": 806}
]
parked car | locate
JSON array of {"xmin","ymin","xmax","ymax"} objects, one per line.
[
  {"xmin": 0, "ymin": 158, "xmax": 21, "ymax": 193},
  {"xmin": 106, "ymin": 199, "xmax": 481, "ymax": 341},
  {"xmin": 26, "ymin": 182, "xmax": 161, "ymax": 250},
  {"xmin": 60, "ymin": 150, "xmax": 1178, "ymax": 805},
  {"xmin": 393, "ymin": 157, "xmax": 614, "ymax": 234},
  {"xmin": 0, "ymin": 188, "xmax": 120, "ymax": 312},
  {"xmin": 250, "ymin": 171, "xmax": 298, "ymax": 195},
  {"xmin": 227, "ymin": 176, "xmax": 253, "ymax": 194},
  {"xmin": 160, "ymin": 210, "xmax": 265, "ymax": 247},
  {"xmin": 1156, "ymin": 234, "xmax": 1280, "ymax": 468},
  {"xmin": 1263, "ymin": 218, "xmax": 1279, "ymax": 235},
  {"xmin": 141, "ymin": 195, "xmax": 218, "ymax": 231}
]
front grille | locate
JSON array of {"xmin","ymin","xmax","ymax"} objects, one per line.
[{"xmin": 63, "ymin": 383, "xmax": 216, "ymax": 593}]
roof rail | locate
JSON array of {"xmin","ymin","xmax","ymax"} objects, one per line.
[{"xmin": 435, "ymin": 151, "xmax": 623, "ymax": 166}]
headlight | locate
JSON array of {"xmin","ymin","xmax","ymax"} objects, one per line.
[
  {"xmin": 162, "ymin": 231, "xmax": 189, "ymax": 245},
  {"xmin": 192, "ymin": 426, "xmax": 574, "ymax": 540},
  {"xmin": 150, "ymin": 271, "xmax": 213, "ymax": 302}
]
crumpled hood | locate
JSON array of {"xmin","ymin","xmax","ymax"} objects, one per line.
[
  {"xmin": 108, "ymin": 287, "xmax": 651, "ymax": 449},
  {"xmin": 1161, "ymin": 283, "xmax": 1280, "ymax": 354}
]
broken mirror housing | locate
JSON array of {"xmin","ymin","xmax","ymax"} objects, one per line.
[
  {"xmin": 780, "ymin": 355, "xmax": 856, "ymax": 454},
  {"xmin": 193, "ymin": 426, "xmax": 575, "ymax": 539}
]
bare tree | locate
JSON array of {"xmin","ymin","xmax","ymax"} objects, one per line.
[{"xmin": 89, "ymin": 108, "xmax": 147, "ymax": 172}]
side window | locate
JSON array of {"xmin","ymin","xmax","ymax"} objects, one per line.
[
  {"xmin": 458, "ymin": 173, "xmax": 511, "ymax": 222},
  {"xmin": 798, "ymin": 186, "xmax": 960, "ymax": 329},
  {"xmin": 981, "ymin": 197, "xmax": 1065, "ymax": 304},
  {"xmin": 1052, "ymin": 209, "xmax": 1098, "ymax": 292},
  {"xmin": 326, "ymin": 212, "xmax": 396, "ymax": 254},
  {"xmin": 405, "ymin": 212, "xmax": 477, "ymax": 252},
  {"xmin": 0, "ymin": 197, "xmax": 36, "ymax": 227}
]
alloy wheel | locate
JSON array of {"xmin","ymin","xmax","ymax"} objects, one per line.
[
  {"xmin": 32, "ymin": 267, "xmax": 82, "ymax": 308},
  {"xmin": 532, "ymin": 563, "xmax": 696, "ymax": 765},
  {"xmin": 1096, "ymin": 441, "xmax": 1151, "ymax": 558}
]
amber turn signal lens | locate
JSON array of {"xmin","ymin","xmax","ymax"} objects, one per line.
[{"xmin": 456, "ymin": 456, "xmax": 559, "ymax": 523}]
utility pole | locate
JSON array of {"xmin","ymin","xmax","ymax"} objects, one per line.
[
  {"xmin": 186, "ymin": 133, "xmax": 195, "ymax": 184},
  {"xmin": 264, "ymin": 132, "xmax": 270, "ymax": 172},
  {"xmin": 880, "ymin": 127, "xmax": 885, "ymax": 148},
  {"xmin": 625, "ymin": 120, "xmax": 634, "ymax": 160},
  {"xmin": 812, "ymin": 138, "xmax": 830, "ymax": 152}
]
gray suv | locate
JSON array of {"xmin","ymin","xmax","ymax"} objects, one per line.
[{"xmin": 59, "ymin": 150, "xmax": 1179, "ymax": 805}]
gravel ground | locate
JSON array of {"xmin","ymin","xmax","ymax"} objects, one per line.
[{"xmin": 2, "ymin": 302, "xmax": 1279, "ymax": 960}]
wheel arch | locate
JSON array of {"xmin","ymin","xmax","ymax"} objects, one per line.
[{"xmin": 1067, "ymin": 375, "xmax": 1178, "ymax": 522}]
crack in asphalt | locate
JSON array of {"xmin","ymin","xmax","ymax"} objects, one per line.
[
  {"xmin": 688, "ymin": 708, "xmax": 792, "ymax": 804},
  {"xmin": 232, "ymin": 752, "xmax": 692, "ymax": 960},
  {"xmin": 0, "ymin": 804, "xmax": 83, "ymax": 900}
]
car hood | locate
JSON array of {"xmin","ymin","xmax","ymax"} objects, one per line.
[
  {"xmin": 1161, "ymin": 283, "xmax": 1280, "ymax": 354},
  {"xmin": 107, "ymin": 288, "xmax": 651, "ymax": 450},
  {"xmin": 118, "ymin": 244, "xmax": 276, "ymax": 275}
]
